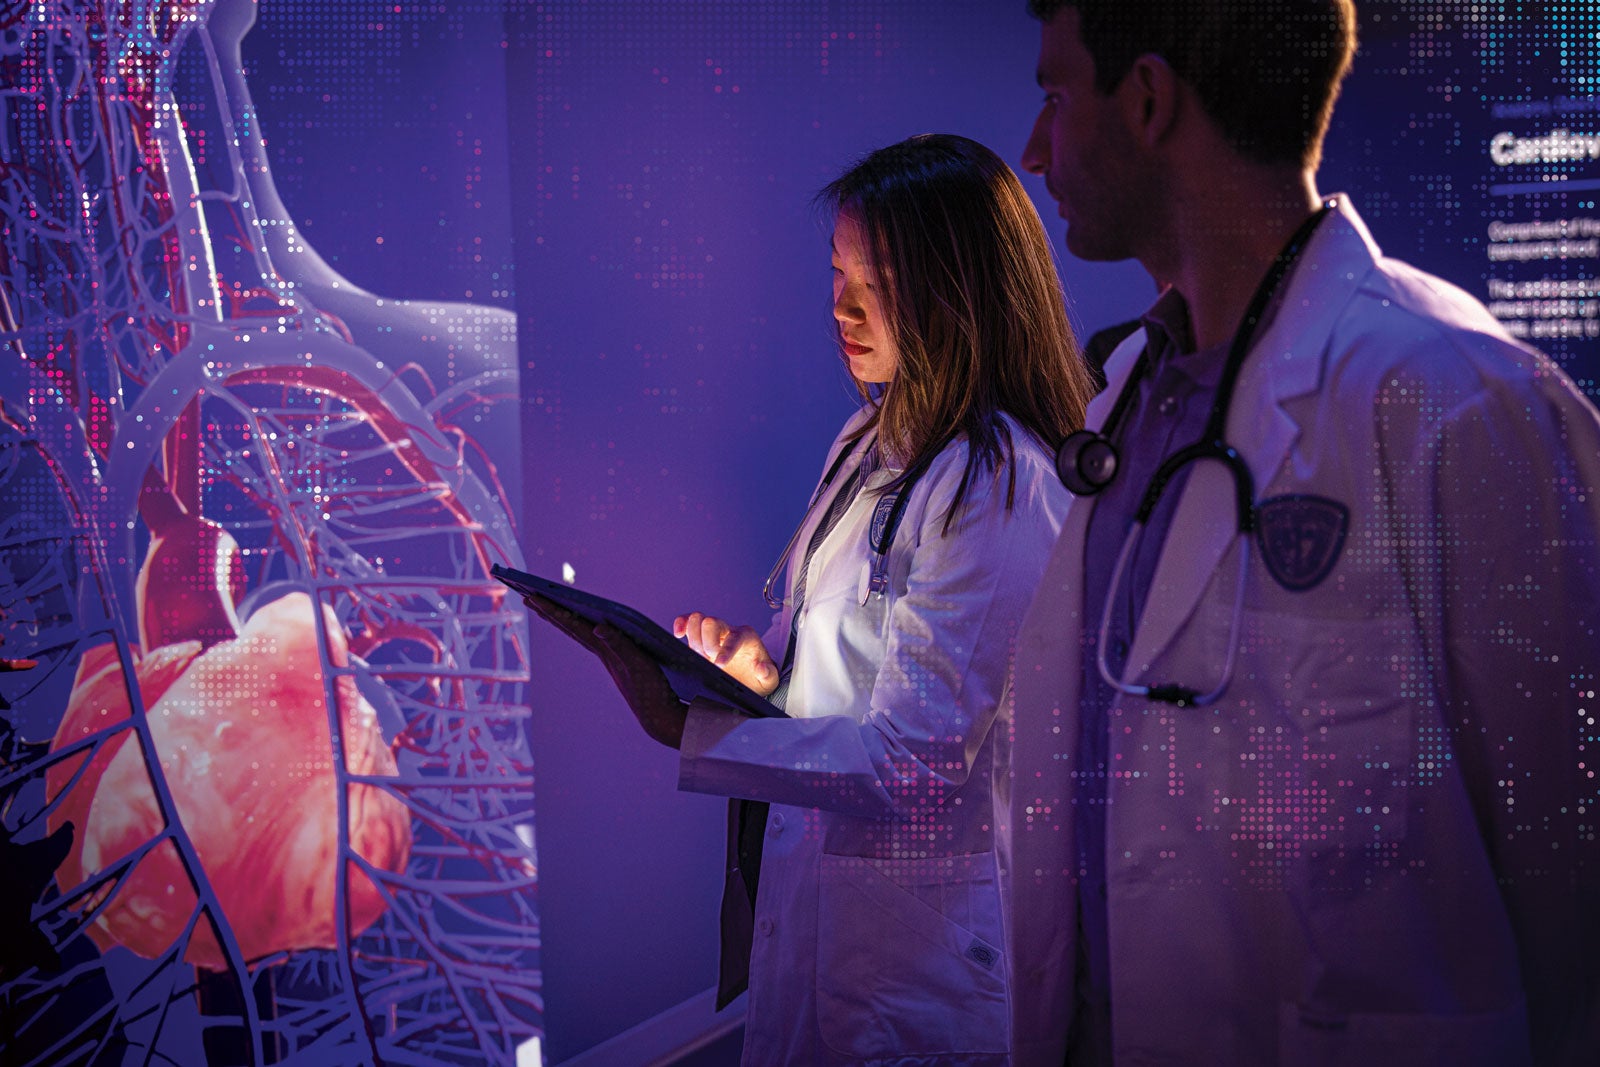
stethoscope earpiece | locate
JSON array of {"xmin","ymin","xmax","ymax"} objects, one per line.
[{"xmin": 1055, "ymin": 429, "xmax": 1120, "ymax": 496}]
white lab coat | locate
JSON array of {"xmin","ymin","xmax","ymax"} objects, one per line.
[
  {"xmin": 1005, "ymin": 197, "xmax": 1600, "ymax": 1066},
  {"xmin": 680, "ymin": 409, "xmax": 1069, "ymax": 1065}
]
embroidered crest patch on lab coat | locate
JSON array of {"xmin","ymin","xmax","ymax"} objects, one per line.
[
  {"xmin": 868, "ymin": 491, "xmax": 897, "ymax": 555},
  {"xmin": 1255, "ymin": 494, "xmax": 1349, "ymax": 591}
]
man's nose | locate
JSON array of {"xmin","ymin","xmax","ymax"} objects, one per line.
[{"xmin": 1021, "ymin": 112, "xmax": 1050, "ymax": 175}]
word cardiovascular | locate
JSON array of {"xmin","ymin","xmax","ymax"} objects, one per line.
[
  {"xmin": 1490, "ymin": 129, "xmax": 1600, "ymax": 166},
  {"xmin": 1484, "ymin": 129, "xmax": 1600, "ymax": 167}
]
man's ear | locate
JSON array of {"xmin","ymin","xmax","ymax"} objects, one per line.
[{"xmin": 1119, "ymin": 53, "xmax": 1181, "ymax": 149}]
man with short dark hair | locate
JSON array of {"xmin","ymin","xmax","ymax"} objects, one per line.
[{"xmin": 1006, "ymin": 1, "xmax": 1600, "ymax": 1064}]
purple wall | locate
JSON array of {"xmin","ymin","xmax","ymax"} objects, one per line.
[{"xmin": 505, "ymin": 3, "xmax": 1155, "ymax": 1058}]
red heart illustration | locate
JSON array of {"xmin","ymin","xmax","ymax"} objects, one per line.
[{"xmin": 48, "ymin": 592, "xmax": 411, "ymax": 969}]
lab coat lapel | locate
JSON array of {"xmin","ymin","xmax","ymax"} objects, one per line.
[
  {"xmin": 1124, "ymin": 197, "xmax": 1380, "ymax": 677},
  {"xmin": 1092, "ymin": 328, "xmax": 1148, "ymax": 433},
  {"xmin": 1016, "ymin": 324, "xmax": 1147, "ymax": 674},
  {"xmin": 1059, "ymin": 327, "xmax": 1150, "ymax": 564},
  {"xmin": 786, "ymin": 425, "xmax": 874, "ymax": 594}
]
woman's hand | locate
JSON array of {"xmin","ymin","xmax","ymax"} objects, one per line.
[
  {"xmin": 524, "ymin": 593, "xmax": 687, "ymax": 749},
  {"xmin": 673, "ymin": 612, "xmax": 779, "ymax": 697}
]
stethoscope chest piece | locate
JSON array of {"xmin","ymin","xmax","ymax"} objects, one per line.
[
  {"xmin": 1056, "ymin": 428, "xmax": 1119, "ymax": 496},
  {"xmin": 1063, "ymin": 200, "xmax": 1337, "ymax": 705}
]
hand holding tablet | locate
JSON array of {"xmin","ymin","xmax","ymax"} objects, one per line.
[{"xmin": 491, "ymin": 564, "xmax": 786, "ymax": 721}]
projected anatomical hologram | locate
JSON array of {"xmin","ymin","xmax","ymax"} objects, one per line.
[{"xmin": 0, "ymin": 2, "xmax": 540, "ymax": 1063}]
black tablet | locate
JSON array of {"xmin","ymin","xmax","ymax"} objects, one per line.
[{"xmin": 491, "ymin": 563, "xmax": 786, "ymax": 719}]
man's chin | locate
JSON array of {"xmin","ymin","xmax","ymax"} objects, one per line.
[{"xmin": 1062, "ymin": 227, "xmax": 1125, "ymax": 263}]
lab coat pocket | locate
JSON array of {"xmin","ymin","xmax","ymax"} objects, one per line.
[
  {"xmin": 1235, "ymin": 608, "xmax": 1416, "ymax": 857},
  {"xmin": 816, "ymin": 852, "xmax": 1008, "ymax": 1059}
]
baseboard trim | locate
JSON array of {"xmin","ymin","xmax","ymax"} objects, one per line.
[{"xmin": 553, "ymin": 987, "xmax": 746, "ymax": 1067}]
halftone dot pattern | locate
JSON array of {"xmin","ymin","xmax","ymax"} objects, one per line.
[
  {"xmin": 241, "ymin": 0, "xmax": 516, "ymax": 308},
  {"xmin": 520, "ymin": 0, "xmax": 896, "ymax": 309},
  {"xmin": 1323, "ymin": 0, "xmax": 1600, "ymax": 393},
  {"xmin": 0, "ymin": 3, "xmax": 537, "ymax": 1064}
]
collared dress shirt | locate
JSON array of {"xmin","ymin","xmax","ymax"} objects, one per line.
[{"xmin": 1073, "ymin": 288, "xmax": 1226, "ymax": 1064}]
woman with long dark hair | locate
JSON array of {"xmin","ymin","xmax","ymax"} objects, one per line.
[{"xmin": 531, "ymin": 133, "xmax": 1093, "ymax": 1064}]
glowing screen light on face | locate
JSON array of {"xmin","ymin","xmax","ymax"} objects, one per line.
[{"xmin": 0, "ymin": 2, "xmax": 540, "ymax": 1063}]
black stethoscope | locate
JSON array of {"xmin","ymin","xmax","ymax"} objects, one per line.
[
  {"xmin": 1054, "ymin": 200, "xmax": 1337, "ymax": 707},
  {"xmin": 762, "ymin": 433, "xmax": 918, "ymax": 610}
]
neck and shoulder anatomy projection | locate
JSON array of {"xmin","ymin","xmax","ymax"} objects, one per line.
[{"xmin": 0, "ymin": 2, "xmax": 541, "ymax": 1063}]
